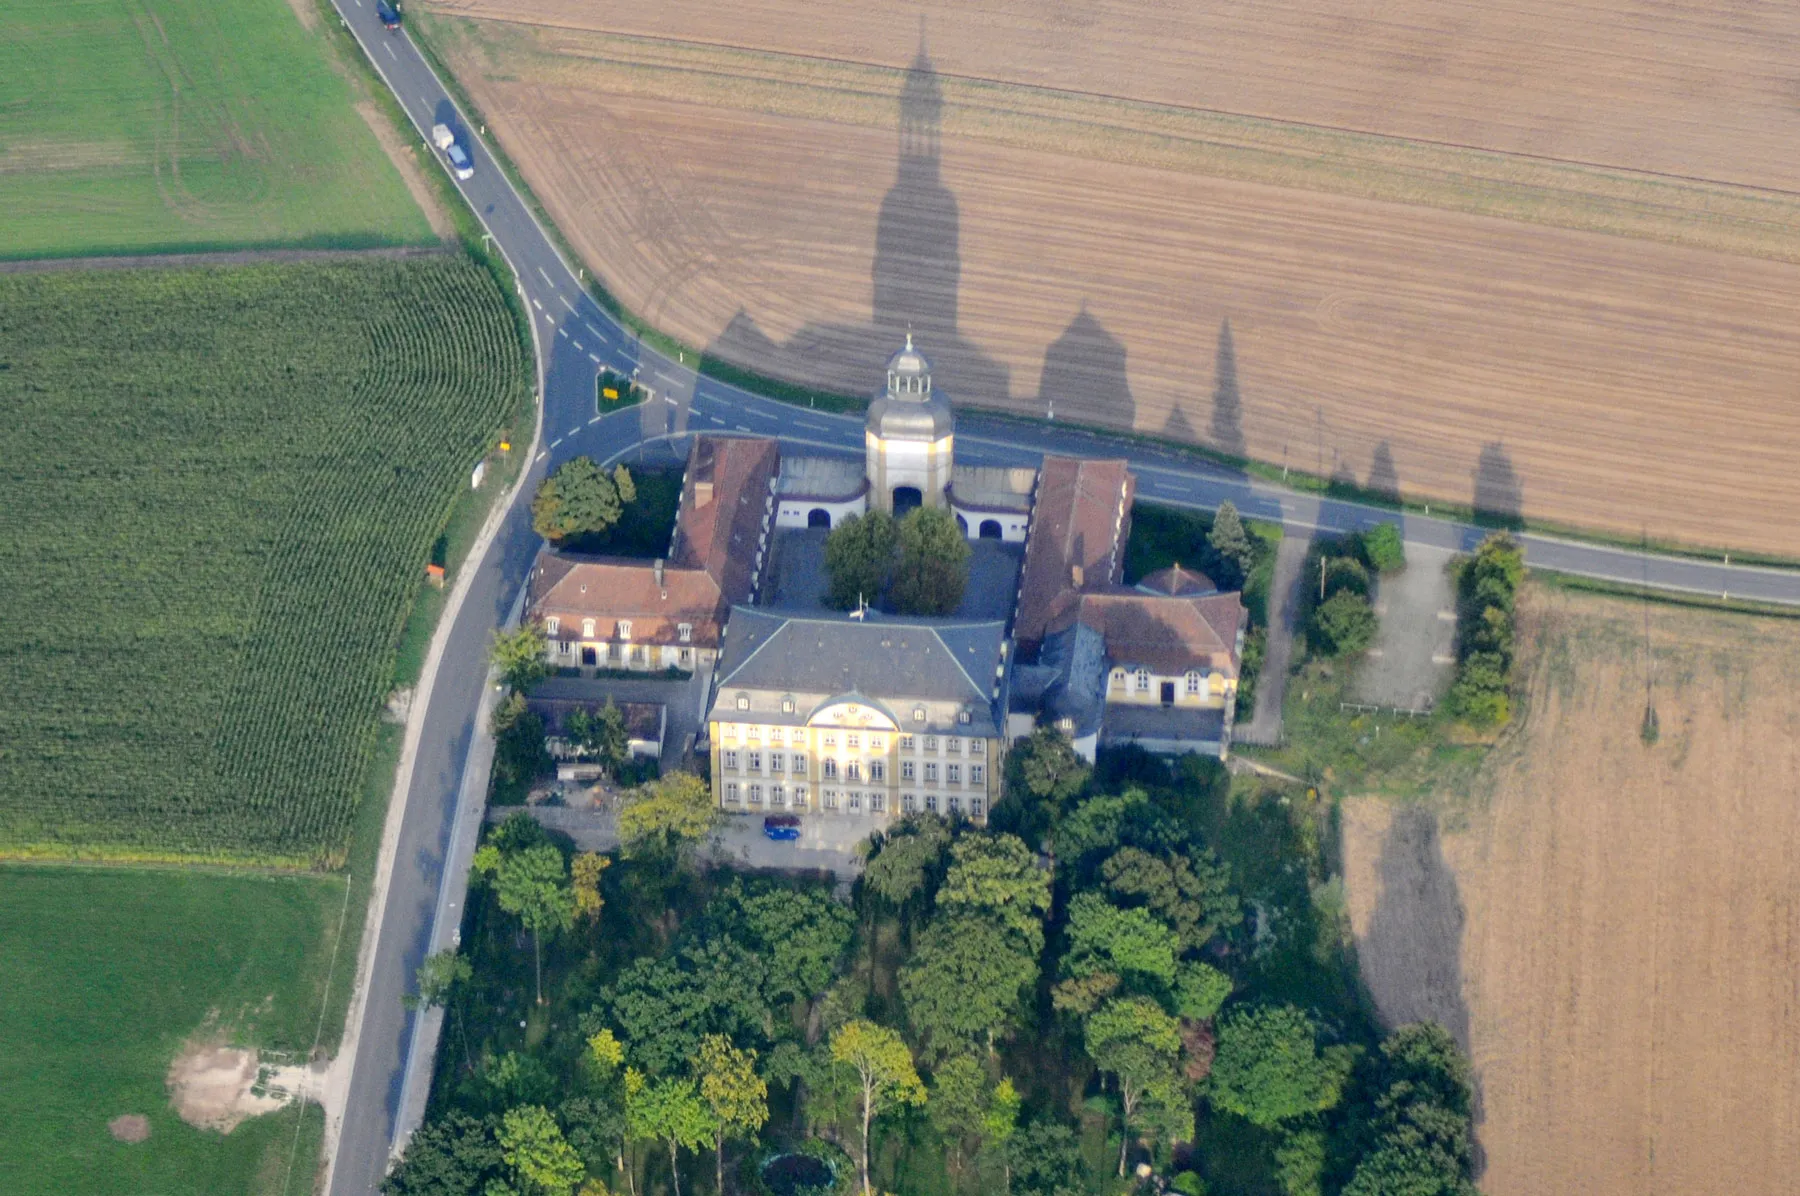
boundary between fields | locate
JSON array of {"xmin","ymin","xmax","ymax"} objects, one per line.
[{"xmin": 0, "ymin": 246, "xmax": 453, "ymax": 274}]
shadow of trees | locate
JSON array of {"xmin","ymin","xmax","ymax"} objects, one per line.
[
  {"xmin": 1472, "ymin": 442, "xmax": 1524, "ymax": 528},
  {"xmin": 1039, "ymin": 304, "xmax": 1132, "ymax": 422}
]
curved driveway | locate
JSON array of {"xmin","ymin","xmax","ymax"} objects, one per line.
[{"xmin": 324, "ymin": 5, "xmax": 1800, "ymax": 1195}]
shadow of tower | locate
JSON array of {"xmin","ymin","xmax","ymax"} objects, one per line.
[
  {"xmin": 873, "ymin": 40, "xmax": 958, "ymax": 345},
  {"xmin": 1040, "ymin": 305, "xmax": 1133, "ymax": 423},
  {"xmin": 1210, "ymin": 318, "xmax": 1247, "ymax": 457}
]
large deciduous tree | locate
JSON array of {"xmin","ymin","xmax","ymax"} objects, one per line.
[
  {"xmin": 862, "ymin": 815, "xmax": 952, "ymax": 910},
  {"xmin": 829, "ymin": 1019, "xmax": 927, "ymax": 1196},
  {"xmin": 533, "ymin": 455, "xmax": 623, "ymax": 543},
  {"xmin": 498, "ymin": 1105, "xmax": 586, "ymax": 1196},
  {"xmin": 1208, "ymin": 1004, "xmax": 1352, "ymax": 1129},
  {"xmin": 473, "ymin": 841, "xmax": 575, "ymax": 1006},
  {"xmin": 599, "ymin": 939, "xmax": 770, "ymax": 1076},
  {"xmin": 623, "ymin": 1070, "xmax": 711, "ymax": 1196},
  {"xmin": 382, "ymin": 1111, "xmax": 505, "ymax": 1196},
  {"xmin": 900, "ymin": 913, "xmax": 1040, "ymax": 1057},
  {"xmin": 889, "ymin": 506, "xmax": 971, "ymax": 616},
  {"xmin": 1100, "ymin": 846, "xmax": 1242, "ymax": 952},
  {"xmin": 937, "ymin": 834, "xmax": 1051, "ymax": 949},
  {"xmin": 823, "ymin": 510, "xmax": 897, "ymax": 610},
  {"xmin": 617, "ymin": 772, "xmax": 718, "ymax": 856},
  {"xmin": 694, "ymin": 1034, "xmax": 768, "ymax": 1195},
  {"xmin": 713, "ymin": 880, "xmax": 854, "ymax": 1009},
  {"xmin": 1084, "ymin": 996, "xmax": 1185, "ymax": 1175},
  {"xmin": 491, "ymin": 622, "xmax": 550, "ymax": 693}
]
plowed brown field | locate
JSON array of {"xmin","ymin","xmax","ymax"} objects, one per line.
[
  {"xmin": 1343, "ymin": 587, "xmax": 1800, "ymax": 1195},
  {"xmin": 415, "ymin": 1, "xmax": 1800, "ymax": 553}
]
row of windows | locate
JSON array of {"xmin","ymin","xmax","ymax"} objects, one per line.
[
  {"xmin": 723, "ymin": 783, "xmax": 808, "ymax": 809},
  {"xmin": 1110, "ymin": 668, "xmax": 1216, "ymax": 696},
  {"xmin": 560, "ymin": 641, "xmax": 693, "ymax": 668},
  {"xmin": 730, "ymin": 694, "xmax": 972, "ymax": 726},
  {"xmin": 900, "ymin": 760, "xmax": 983, "ymax": 785},
  {"xmin": 719, "ymin": 751, "xmax": 985, "ymax": 787},
  {"xmin": 722, "ymin": 750, "xmax": 809, "ymax": 776},
  {"xmin": 719, "ymin": 726, "xmax": 985, "ymax": 756},
  {"xmin": 719, "ymin": 782, "xmax": 987, "ymax": 821},
  {"xmin": 547, "ymin": 616, "xmax": 692, "ymax": 643}
]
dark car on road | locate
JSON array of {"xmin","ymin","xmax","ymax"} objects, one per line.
[
  {"xmin": 376, "ymin": 0, "xmax": 401, "ymax": 30},
  {"xmin": 762, "ymin": 814, "xmax": 801, "ymax": 841}
]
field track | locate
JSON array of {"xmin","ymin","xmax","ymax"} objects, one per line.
[
  {"xmin": 417, "ymin": 2, "xmax": 1800, "ymax": 553},
  {"xmin": 1343, "ymin": 587, "xmax": 1800, "ymax": 1195}
]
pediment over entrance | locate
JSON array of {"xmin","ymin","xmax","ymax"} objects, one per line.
[{"xmin": 808, "ymin": 698, "xmax": 899, "ymax": 731}]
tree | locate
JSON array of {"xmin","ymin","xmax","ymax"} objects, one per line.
[
  {"xmin": 1084, "ymin": 996, "xmax": 1184, "ymax": 1175},
  {"xmin": 889, "ymin": 506, "xmax": 970, "ymax": 616},
  {"xmin": 617, "ymin": 772, "xmax": 718, "ymax": 855},
  {"xmin": 1060, "ymin": 891, "xmax": 1179, "ymax": 990},
  {"xmin": 383, "ymin": 1111, "xmax": 505, "ymax": 1196},
  {"xmin": 1307, "ymin": 589, "xmax": 1377, "ymax": 657},
  {"xmin": 533, "ymin": 456, "xmax": 622, "ymax": 543},
  {"xmin": 862, "ymin": 815, "xmax": 951, "ymax": 909},
  {"xmin": 623, "ymin": 1070, "xmax": 711, "ymax": 1196},
  {"xmin": 1205, "ymin": 501, "xmax": 1255, "ymax": 590},
  {"xmin": 715, "ymin": 880, "xmax": 854, "ymax": 1008},
  {"xmin": 491, "ymin": 693, "xmax": 552, "ymax": 803},
  {"xmin": 937, "ymin": 834, "xmax": 1051, "ymax": 948},
  {"xmin": 1101, "ymin": 846, "xmax": 1242, "ymax": 953},
  {"xmin": 1001, "ymin": 727, "xmax": 1090, "ymax": 843},
  {"xmin": 612, "ymin": 464, "xmax": 636, "ymax": 504},
  {"xmin": 473, "ymin": 842, "xmax": 574, "ymax": 1005},
  {"xmin": 1340, "ymin": 1022, "xmax": 1478, "ymax": 1196},
  {"xmin": 491, "ymin": 623, "xmax": 550, "ymax": 693},
  {"xmin": 406, "ymin": 948, "xmax": 475, "ymax": 1075},
  {"xmin": 1173, "ymin": 961, "xmax": 1232, "ymax": 1023},
  {"xmin": 499, "ymin": 1106, "xmax": 586, "ymax": 1196},
  {"xmin": 1208, "ymin": 1005, "xmax": 1351, "ymax": 1129},
  {"xmin": 1360, "ymin": 522, "xmax": 1406, "ymax": 575},
  {"xmin": 823, "ymin": 510, "xmax": 896, "ymax": 610},
  {"xmin": 928, "ymin": 1054, "xmax": 988, "ymax": 1174},
  {"xmin": 829, "ymin": 1019, "xmax": 927, "ymax": 1196},
  {"xmin": 1273, "ymin": 1127, "xmax": 1327, "ymax": 1196},
  {"xmin": 694, "ymin": 1035, "xmax": 768, "ymax": 1195},
  {"xmin": 1006, "ymin": 1119, "xmax": 1088, "ymax": 1196},
  {"xmin": 571, "ymin": 852, "xmax": 609, "ymax": 923},
  {"xmin": 600, "ymin": 939, "xmax": 771, "ymax": 1075},
  {"xmin": 901, "ymin": 913, "xmax": 1041, "ymax": 1057},
  {"xmin": 981, "ymin": 1078, "xmax": 1022, "ymax": 1189},
  {"xmin": 567, "ymin": 701, "xmax": 629, "ymax": 774}
]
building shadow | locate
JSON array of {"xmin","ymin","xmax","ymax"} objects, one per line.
[
  {"xmin": 1210, "ymin": 318, "xmax": 1246, "ymax": 457},
  {"xmin": 1363, "ymin": 805, "xmax": 1486, "ymax": 1177},
  {"xmin": 1472, "ymin": 442, "xmax": 1524, "ymax": 529},
  {"xmin": 1039, "ymin": 305, "xmax": 1132, "ymax": 422},
  {"xmin": 702, "ymin": 30, "xmax": 1009, "ymax": 404},
  {"xmin": 1366, "ymin": 441, "xmax": 1401, "ymax": 502}
]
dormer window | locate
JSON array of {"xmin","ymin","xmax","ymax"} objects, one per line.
[
  {"xmin": 545, "ymin": 616, "xmax": 560, "ymax": 636},
  {"xmin": 581, "ymin": 618, "xmax": 595, "ymax": 639},
  {"xmin": 913, "ymin": 706, "xmax": 926, "ymax": 723},
  {"xmin": 958, "ymin": 710, "xmax": 971, "ymax": 725},
  {"xmin": 678, "ymin": 623, "xmax": 692, "ymax": 643},
  {"xmin": 736, "ymin": 693, "xmax": 750, "ymax": 711},
  {"xmin": 618, "ymin": 620, "xmax": 632, "ymax": 640},
  {"xmin": 782, "ymin": 695, "xmax": 795, "ymax": 714}
]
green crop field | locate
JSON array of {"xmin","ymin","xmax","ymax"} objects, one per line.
[
  {"xmin": 0, "ymin": 864, "xmax": 346, "ymax": 1196},
  {"xmin": 0, "ymin": 0, "xmax": 433, "ymax": 258},
  {"xmin": 0, "ymin": 256, "xmax": 530, "ymax": 865}
]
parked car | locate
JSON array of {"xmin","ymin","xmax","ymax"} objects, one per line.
[
  {"xmin": 762, "ymin": 814, "xmax": 801, "ymax": 841},
  {"xmin": 376, "ymin": 0, "xmax": 401, "ymax": 30},
  {"xmin": 444, "ymin": 140, "xmax": 474, "ymax": 181}
]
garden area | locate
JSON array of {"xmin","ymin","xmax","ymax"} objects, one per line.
[{"xmin": 388, "ymin": 732, "xmax": 1477, "ymax": 1196}]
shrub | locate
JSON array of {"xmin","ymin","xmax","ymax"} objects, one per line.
[
  {"xmin": 1307, "ymin": 590, "xmax": 1377, "ymax": 658},
  {"xmin": 1360, "ymin": 523, "xmax": 1406, "ymax": 574}
]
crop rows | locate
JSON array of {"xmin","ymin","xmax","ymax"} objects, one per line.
[{"xmin": 0, "ymin": 257, "xmax": 530, "ymax": 865}]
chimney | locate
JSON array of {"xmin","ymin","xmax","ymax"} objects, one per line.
[
  {"xmin": 1071, "ymin": 564, "xmax": 1085, "ymax": 589},
  {"xmin": 653, "ymin": 558, "xmax": 665, "ymax": 588}
]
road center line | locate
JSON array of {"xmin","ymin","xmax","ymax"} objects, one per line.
[
  {"xmin": 537, "ymin": 267, "xmax": 553, "ymax": 287},
  {"xmin": 573, "ymin": 341, "xmax": 583, "ymax": 351},
  {"xmin": 530, "ymin": 298, "xmax": 542, "ymax": 311},
  {"xmin": 557, "ymin": 328, "xmax": 568, "ymax": 339},
  {"xmin": 559, "ymin": 296, "xmax": 576, "ymax": 312},
  {"xmin": 384, "ymin": 42, "xmax": 396, "ymax": 60},
  {"xmin": 588, "ymin": 353, "xmax": 601, "ymax": 364},
  {"xmin": 588, "ymin": 415, "xmax": 603, "ymax": 425}
]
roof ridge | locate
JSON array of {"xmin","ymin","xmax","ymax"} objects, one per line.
[
  {"xmin": 930, "ymin": 624, "xmax": 991, "ymax": 699},
  {"xmin": 715, "ymin": 609, "xmax": 787, "ymax": 687}
]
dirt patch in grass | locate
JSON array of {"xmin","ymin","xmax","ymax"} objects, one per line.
[
  {"xmin": 1342, "ymin": 586, "xmax": 1800, "ymax": 1195},
  {"xmin": 352, "ymin": 101, "xmax": 457, "ymax": 242},
  {"xmin": 106, "ymin": 1114, "xmax": 150, "ymax": 1143}
]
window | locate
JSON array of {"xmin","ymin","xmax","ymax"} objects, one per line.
[
  {"xmin": 924, "ymin": 762, "xmax": 939, "ymax": 783},
  {"xmin": 947, "ymin": 796, "xmax": 963, "ymax": 816},
  {"xmin": 870, "ymin": 736, "xmax": 885, "ymax": 751},
  {"xmin": 958, "ymin": 710, "xmax": 971, "ymax": 724},
  {"xmin": 823, "ymin": 790, "xmax": 839, "ymax": 811},
  {"xmin": 747, "ymin": 726, "xmax": 761, "ymax": 741},
  {"xmin": 582, "ymin": 618, "xmax": 596, "ymax": 639},
  {"xmin": 791, "ymin": 787, "xmax": 808, "ymax": 810},
  {"xmin": 792, "ymin": 754, "xmax": 807, "ymax": 777},
  {"xmin": 823, "ymin": 734, "xmax": 837, "ymax": 747},
  {"xmin": 782, "ymin": 696, "xmax": 795, "ymax": 714},
  {"xmin": 619, "ymin": 620, "xmax": 633, "ymax": 639},
  {"xmin": 630, "ymin": 646, "xmax": 646, "ymax": 665},
  {"xmin": 1111, "ymin": 669, "xmax": 1126, "ymax": 687},
  {"xmin": 925, "ymin": 794, "xmax": 939, "ymax": 813},
  {"xmin": 679, "ymin": 648, "xmax": 692, "ymax": 667},
  {"xmin": 847, "ymin": 733, "xmax": 860, "ymax": 748},
  {"xmin": 870, "ymin": 792, "xmax": 886, "ymax": 813},
  {"xmin": 870, "ymin": 761, "xmax": 886, "ymax": 782},
  {"xmin": 823, "ymin": 759, "xmax": 839, "ymax": 780},
  {"xmin": 749, "ymin": 784, "xmax": 763, "ymax": 806},
  {"xmin": 846, "ymin": 761, "xmax": 862, "ymax": 782},
  {"xmin": 970, "ymin": 797, "xmax": 985, "ymax": 819},
  {"xmin": 970, "ymin": 764, "xmax": 984, "ymax": 785},
  {"xmin": 847, "ymin": 792, "xmax": 863, "ymax": 812},
  {"xmin": 769, "ymin": 752, "xmax": 784, "ymax": 773},
  {"xmin": 768, "ymin": 728, "xmax": 784, "ymax": 746},
  {"xmin": 1057, "ymin": 717, "xmax": 1075, "ymax": 733},
  {"xmin": 947, "ymin": 763, "xmax": 961, "ymax": 785},
  {"xmin": 747, "ymin": 751, "xmax": 762, "ymax": 772},
  {"xmin": 901, "ymin": 793, "xmax": 917, "ymax": 813},
  {"xmin": 736, "ymin": 694, "xmax": 750, "ymax": 710},
  {"xmin": 899, "ymin": 735, "xmax": 914, "ymax": 751},
  {"xmin": 1136, "ymin": 668, "xmax": 1151, "ymax": 692},
  {"xmin": 1185, "ymin": 671, "xmax": 1201, "ymax": 695},
  {"xmin": 913, "ymin": 706, "xmax": 926, "ymax": 722},
  {"xmin": 546, "ymin": 616, "xmax": 560, "ymax": 636},
  {"xmin": 924, "ymin": 736, "xmax": 938, "ymax": 752},
  {"xmin": 770, "ymin": 786, "xmax": 786, "ymax": 808},
  {"xmin": 901, "ymin": 760, "xmax": 916, "ymax": 781},
  {"xmin": 947, "ymin": 737, "xmax": 961, "ymax": 754},
  {"xmin": 723, "ymin": 750, "xmax": 739, "ymax": 770},
  {"xmin": 725, "ymin": 782, "xmax": 740, "ymax": 804},
  {"xmin": 678, "ymin": 623, "xmax": 692, "ymax": 642}
]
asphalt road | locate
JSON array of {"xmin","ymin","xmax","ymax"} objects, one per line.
[{"xmin": 325, "ymin": 6, "xmax": 1800, "ymax": 1195}]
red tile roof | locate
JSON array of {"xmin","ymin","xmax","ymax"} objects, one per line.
[
  {"xmin": 1057, "ymin": 590, "xmax": 1246, "ymax": 677},
  {"xmin": 1136, "ymin": 563, "xmax": 1217, "ymax": 596},
  {"xmin": 674, "ymin": 436, "xmax": 780, "ymax": 605},
  {"xmin": 1014, "ymin": 456, "xmax": 1136, "ymax": 652}
]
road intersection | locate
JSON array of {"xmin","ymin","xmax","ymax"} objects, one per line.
[{"xmin": 323, "ymin": 4, "xmax": 1800, "ymax": 1193}]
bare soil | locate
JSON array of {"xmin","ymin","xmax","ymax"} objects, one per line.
[
  {"xmin": 1342, "ymin": 587, "xmax": 1800, "ymax": 1195},
  {"xmin": 414, "ymin": 6, "xmax": 1800, "ymax": 553},
  {"xmin": 166, "ymin": 1041, "xmax": 325, "ymax": 1134},
  {"xmin": 106, "ymin": 1114, "xmax": 150, "ymax": 1143}
]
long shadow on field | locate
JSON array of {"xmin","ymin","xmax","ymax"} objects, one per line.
[
  {"xmin": 1040, "ymin": 305, "xmax": 1132, "ymax": 423},
  {"xmin": 1211, "ymin": 318, "xmax": 1246, "ymax": 457},
  {"xmin": 1367, "ymin": 440, "xmax": 1401, "ymax": 502},
  {"xmin": 1364, "ymin": 805, "xmax": 1486, "ymax": 1177},
  {"xmin": 1472, "ymin": 441, "xmax": 1525, "ymax": 531},
  {"xmin": 703, "ymin": 30, "xmax": 1009, "ymax": 404}
]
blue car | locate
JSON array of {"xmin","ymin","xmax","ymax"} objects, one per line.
[
  {"xmin": 762, "ymin": 814, "xmax": 801, "ymax": 841},
  {"xmin": 376, "ymin": 0, "xmax": 401, "ymax": 30}
]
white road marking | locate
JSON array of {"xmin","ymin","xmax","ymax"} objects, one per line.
[
  {"xmin": 735, "ymin": 424, "xmax": 752, "ymax": 432},
  {"xmin": 535, "ymin": 450, "xmax": 548, "ymax": 462},
  {"xmin": 588, "ymin": 353, "xmax": 601, "ymax": 364},
  {"xmin": 795, "ymin": 420, "xmax": 830, "ymax": 432},
  {"xmin": 384, "ymin": 42, "xmax": 396, "ymax": 60},
  {"xmin": 550, "ymin": 437, "xmax": 564, "ymax": 449},
  {"xmin": 663, "ymin": 396, "xmax": 679, "ymax": 406},
  {"xmin": 537, "ymin": 267, "xmax": 553, "ymax": 286},
  {"xmin": 559, "ymin": 296, "xmax": 577, "ymax": 312},
  {"xmin": 567, "ymin": 427, "xmax": 580, "ymax": 437},
  {"xmin": 585, "ymin": 325, "xmax": 610, "ymax": 344},
  {"xmin": 531, "ymin": 298, "xmax": 543, "ymax": 311},
  {"xmin": 588, "ymin": 415, "xmax": 603, "ymax": 425},
  {"xmin": 557, "ymin": 328, "xmax": 568, "ymax": 339},
  {"xmin": 573, "ymin": 341, "xmax": 583, "ymax": 351},
  {"xmin": 708, "ymin": 415, "xmax": 726, "ymax": 425}
]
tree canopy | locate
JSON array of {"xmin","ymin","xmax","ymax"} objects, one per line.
[
  {"xmin": 1208, "ymin": 1004, "xmax": 1351, "ymax": 1129},
  {"xmin": 617, "ymin": 772, "xmax": 718, "ymax": 854},
  {"xmin": 491, "ymin": 623, "xmax": 549, "ymax": 693},
  {"xmin": 1101, "ymin": 845, "xmax": 1241, "ymax": 952},
  {"xmin": 862, "ymin": 815, "xmax": 951, "ymax": 908},
  {"xmin": 498, "ymin": 1105, "xmax": 586, "ymax": 1196},
  {"xmin": 900, "ymin": 913, "xmax": 1040, "ymax": 1058},
  {"xmin": 889, "ymin": 506, "xmax": 971, "ymax": 616},
  {"xmin": 830, "ymin": 1019, "xmax": 927, "ymax": 1196},
  {"xmin": 937, "ymin": 833, "xmax": 1051, "ymax": 948},
  {"xmin": 695, "ymin": 1035, "xmax": 768, "ymax": 1194},
  {"xmin": 1205, "ymin": 500, "xmax": 1255, "ymax": 590},
  {"xmin": 533, "ymin": 456, "xmax": 624, "ymax": 543},
  {"xmin": 823, "ymin": 510, "xmax": 896, "ymax": 610},
  {"xmin": 473, "ymin": 840, "xmax": 574, "ymax": 1006}
]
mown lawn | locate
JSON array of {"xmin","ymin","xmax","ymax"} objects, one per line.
[
  {"xmin": 0, "ymin": 865, "xmax": 347, "ymax": 1196},
  {"xmin": 0, "ymin": 0, "xmax": 433, "ymax": 258},
  {"xmin": 0, "ymin": 257, "xmax": 529, "ymax": 864}
]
